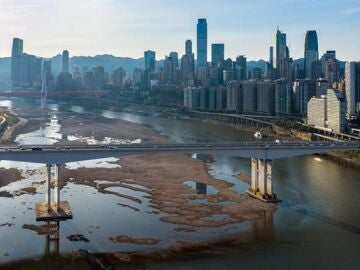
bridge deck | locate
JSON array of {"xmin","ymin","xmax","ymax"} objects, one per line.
[{"xmin": 0, "ymin": 141, "xmax": 359, "ymax": 164}]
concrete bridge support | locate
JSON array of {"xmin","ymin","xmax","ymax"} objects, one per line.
[
  {"xmin": 54, "ymin": 164, "xmax": 61, "ymax": 209},
  {"xmin": 35, "ymin": 163, "xmax": 72, "ymax": 221},
  {"xmin": 247, "ymin": 158, "xmax": 279, "ymax": 202}
]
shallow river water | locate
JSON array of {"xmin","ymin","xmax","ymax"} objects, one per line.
[{"xmin": 0, "ymin": 98, "xmax": 359, "ymax": 269}]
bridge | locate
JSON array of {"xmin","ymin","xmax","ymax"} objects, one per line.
[
  {"xmin": 0, "ymin": 90, "xmax": 111, "ymax": 97},
  {"xmin": 1, "ymin": 141, "xmax": 359, "ymax": 220}
]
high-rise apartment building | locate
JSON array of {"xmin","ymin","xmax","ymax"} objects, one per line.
[
  {"xmin": 235, "ymin": 55, "xmax": 247, "ymax": 81},
  {"xmin": 112, "ymin": 67, "xmax": 126, "ymax": 87},
  {"xmin": 93, "ymin": 66, "xmax": 105, "ymax": 89},
  {"xmin": 304, "ymin": 30, "xmax": 319, "ymax": 79},
  {"xmin": 215, "ymin": 86, "xmax": 227, "ymax": 111},
  {"xmin": 307, "ymin": 96, "xmax": 327, "ymax": 127},
  {"xmin": 226, "ymin": 81, "xmax": 242, "ymax": 113},
  {"xmin": 321, "ymin": 50, "xmax": 336, "ymax": 75},
  {"xmin": 292, "ymin": 79, "xmax": 316, "ymax": 115},
  {"xmin": 324, "ymin": 59, "xmax": 340, "ymax": 85},
  {"xmin": 307, "ymin": 89, "xmax": 346, "ymax": 132},
  {"xmin": 316, "ymin": 78, "xmax": 330, "ymax": 96},
  {"xmin": 163, "ymin": 54, "xmax": 178, "ymax": 83},
  {"xmin": 275, "ymin": 79, "xmax": 291, "ymax": 115},
  {"xmin": 327, "ymin": 89, "xmax": 346, "ymax": 132},
  {"xmin": 181, "ymin": 40, "xmax": 195, "ymax": 83},
  {"xmin": 242, "ymin": 80, "xmax": 257, "ymax": 114},
  {"xmin": 257, "ymin": 81, "xmax": 275, "ymax": 115},
  {"xmin": 345, "ymin": 62, "xmax": 360, "ymax": 117}
]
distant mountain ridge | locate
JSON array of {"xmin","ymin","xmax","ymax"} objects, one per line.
[{"xmin": 0, "ymin": 55, "xmax": 345, "ymax": 78}]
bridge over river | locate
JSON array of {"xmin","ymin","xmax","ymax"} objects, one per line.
[
  {"xmin": 1, "ymin": 141, "xmax": 359, "ymax": 221},
  {"xmin": 0, "ymin": 90, "xmax": 110, "ymax": 97}
]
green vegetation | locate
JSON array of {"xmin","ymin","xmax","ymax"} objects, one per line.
[
  {"xmin": 149, "ymin": 88, "xmax": 183, "ymax": 107},
  {"xmin": 273, "ymin": 119, "xmax": 314, "ymax": 132},
  {"xmin": 0, "ymin": 111, "xmax": 20, "ymax": 133}
]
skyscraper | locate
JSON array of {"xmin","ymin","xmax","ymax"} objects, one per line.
[
  {"xmin": 112, "ymin": 67, "xmax": 126, "ymax": 87},
  {"xmin": 62, "ymin": 50, "xmax": 69, "ymax": 73},
  {"xmin": 181, "ymin": 40, "xmax": 195, "ymax": 83},
  {"xmin": 235, "ymin": 55, "xmax": 247, "ymax": 81},
  {"xmin": 345, "ymin": 62, "xmax": 360, "ymax": 117},
  {"xmin": 169, "ymin": 52, "xmax": 179, "ymax": 67},
  {"xmin": 211, "ymin": 44, "xmax": 224, "ymax": 66},
  {"xmin": 269, "ymin": 46, "xmax": 274, "ymax": 66},
  {"xmin": 304, "ymin": 30, "xmax": 319, "ymax": 79},
  {"xmin": 273, "ymin": 28, "xmax": 291, "ymax": 80},
  {"xmin": 324, "ymin": 59, "xmax": 339, "ymax": 85},
  {"xmin": 321, "ymin": 50, "xmax": 336, "ymax": 75},
  {"xmin": 197, "ymin": 18, "xmax": 207, "ymax": 67},
  {"xmin": 292, "ymin": 79, "xmax": 316, "ymax": 115},
  {"xmin": 273, "ymin": 28, "xmax": 287, "ymax": 72},
  {"xmin": 185, "ymin": 40, "xmax": 192, "ymax": 56},
  {"xmin": 144, "ymin": 50, "xmax": 156, "ymax": 71},
  {"xmin": 11, "ymin": 38, "xmax": 24, "ymax": 86},
  {"xmin": 163, "ymin": 54, "xmax": 178, "ymax": 83}
]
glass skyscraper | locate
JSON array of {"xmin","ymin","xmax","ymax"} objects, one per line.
[
  {"xmin": 62, "ymin": 50, "xmax": 69, "ymax": 73},
  {"xmin": 185, "ymin": 40, "xmax": 192, "ymax": 56},
  {"xmin": 197, "ymin": 18, "xmax": 207, "ymax": 67},
  {"xmin": 211, "ymin": 43, "xmax": 224, "ymax": 66},
  {"xmin": 11, "ymin": 37, "xmax": 23, "ymax": 85},
  {"xmin": 304, "ymin": 30, "xmax": 319, "ymax": 79},
  {"xmin": 273, "ymin": 28, "xmax": 288, "ymax": 79},
  {"xmin": 144, "ymin": 50, "xmax": 156, "ymax": 71},
  {"xmin": 345, "ymin": 62, "xmax": 360, "ymax": 117}
]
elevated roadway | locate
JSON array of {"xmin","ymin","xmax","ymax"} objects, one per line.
[{"xmin": 1, "ymin": 141, "xmax": 358, "ymax": 218}]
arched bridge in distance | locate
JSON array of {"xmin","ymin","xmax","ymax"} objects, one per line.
[{"xmin": 1, "ymin": 141, "xmax": 359, "ymax": 221}]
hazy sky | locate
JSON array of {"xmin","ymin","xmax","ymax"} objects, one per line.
[{"xmin": 0, "ymin": 0, "xmax": 359, "ymax": 61}]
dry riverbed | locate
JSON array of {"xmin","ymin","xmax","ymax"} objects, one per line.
[{"xmin": 0, "ymin": 108, "xmax": 277, "ymax": 266}]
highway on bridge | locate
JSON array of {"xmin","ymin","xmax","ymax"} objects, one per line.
[{"xmin": 0, "ymin": 141, "xmax": 359, "ymax": 164}]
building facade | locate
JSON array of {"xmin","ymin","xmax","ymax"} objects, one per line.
[
  {"xmin": 197, "ymin": 18, "xmax": 207, "ymax": 68},
  {"xmin": 304, "ymin": 30, "xmax": 319, "ymax": 79},
  {"xmin": 345, "ymin": 62, "xmax": 360, "ymax": 117}
]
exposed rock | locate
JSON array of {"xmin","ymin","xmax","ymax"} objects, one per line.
[
  {"xmin": 67, "ymin": 234, "xmax": 90, "ymax": 242},
  {"xmin": 109, "ymin": 235, "xmax": 161, "ymax": 245}
]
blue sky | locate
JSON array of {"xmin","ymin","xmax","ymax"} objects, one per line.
[{"xmin": 0, "ymin": 0, "xmax": 359, "ymax": 61}]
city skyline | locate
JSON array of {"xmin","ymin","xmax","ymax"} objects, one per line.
[{"xmin": 0, "ymin": 0, "xmax": 359, "ymax": 61}]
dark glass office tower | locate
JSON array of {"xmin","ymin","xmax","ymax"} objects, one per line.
[
  {"xmin": 304, "ymin": 30, "xmax": 319, "ymax": 79},
  {"xmin": 197, "ymin": 18, "xmax": 207, "ymax": 67}
]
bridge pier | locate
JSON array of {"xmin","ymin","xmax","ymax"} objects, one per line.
[
  {"xmin": 35, "ymin": 163, "xmax": 72, "ymax": 221},
  {"xmin": 54, "ymin": 164, "xmax": 61, "ymax": 209},
  {"xmin": 45, "ymin": 164, "xmax": 52, "ymax": 210},
  {"xmin": 247, "ymin": 158, "xmax": 279, "ymax": 203}
]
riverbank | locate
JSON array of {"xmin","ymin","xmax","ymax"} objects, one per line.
[
  {"xmin": 182, "ymin": 112, "xmax": 360, "ymax": 168},
  {"xmin": 0, "ymin": 109, "xmax": 28, "ymax": 144}
]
